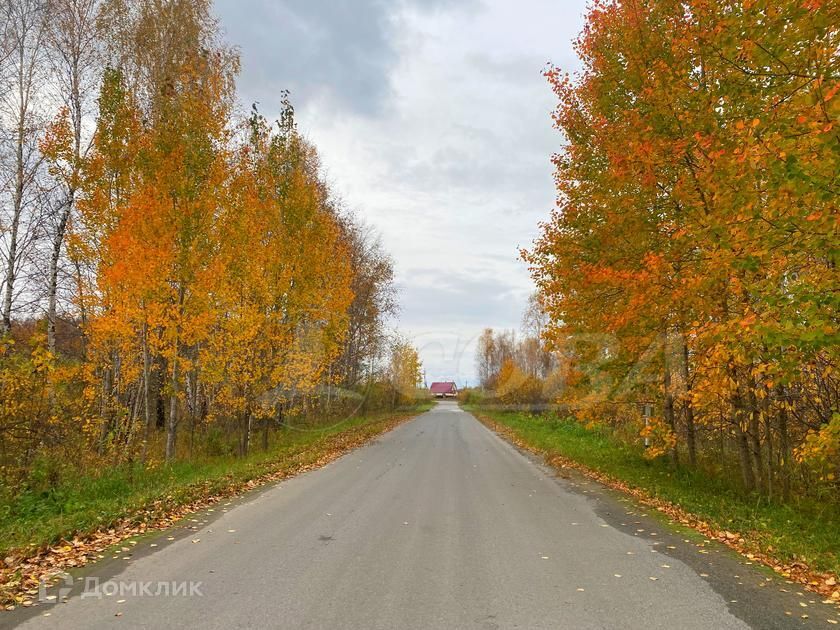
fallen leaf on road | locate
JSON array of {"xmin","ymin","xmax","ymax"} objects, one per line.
[
  {"xmin": 649, "ymin": 577, "xmax": 658, "ymax": 581},
  {"xmin": 191, "ymin": 539, "xmax": 200, "ymax": 544}
]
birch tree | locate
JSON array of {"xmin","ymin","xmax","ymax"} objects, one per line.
[
  {"xmin": 40, "ymin": 0, "xmax": 101, "ymax": 353},
  {"xmin": 0, "ymin": 0, "xmax": 47, "ymax": 334}
]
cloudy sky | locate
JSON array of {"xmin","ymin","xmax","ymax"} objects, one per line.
[{"xmin": 214, "ymin": 0, "xmax": 588, "ymax": 385}]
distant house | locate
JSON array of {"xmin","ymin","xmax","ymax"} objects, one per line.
[{"xmin": 430, "ymin": 381, "xmax": 458, "ymax": 398}]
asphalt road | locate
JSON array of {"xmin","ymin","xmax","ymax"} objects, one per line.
[{"xmin": 7, "ymin": 401, "xmax": 836, "ymax": 629}]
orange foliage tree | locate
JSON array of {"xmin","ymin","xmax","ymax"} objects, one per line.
[{"xmin": 524, "ymin": 0, "xmax": 838, "ymax": 496}]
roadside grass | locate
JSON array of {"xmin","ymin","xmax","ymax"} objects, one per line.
[
  {"xmin": 468, "ymin": 406, "xmax": 840, "ymax": 578},
  {"xmin": 0, "ymin": 404, "xmax": 432, "ymax": 559}
]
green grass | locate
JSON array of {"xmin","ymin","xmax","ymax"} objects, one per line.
[
  {"xmin": 468, "ymin": 406, "xmax": 840, "ymax": 577},
  {"xmin": 0, "ymin": 404, "xmax": 431, "ymax": 559}
]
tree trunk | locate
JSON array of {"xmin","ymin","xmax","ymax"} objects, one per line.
[
  {"xmin": 765, "ymin": 410, "xmax": 774, "ymax": 500},
  {"xmin": 99, "ymin": 365, "xmax": 113, "ymax": 454},
  {"xmin": 679, "ymin": 334, "xmax": 697, "ymax": 467},
  {"xmin": 663, "ymin": 333, "xmax": 679, "ymax": 466},
  {"xmin": 240, "ymin": 410, "xmax": 252, "ymax": 457},
  {"xmin": 123, "ymin": 376, "xmax": 144, "ymax": 463},
  {"xmin": 165, "ymin": 288, "xmax": 185, "ymax": 461},
  {"xmin": 747, "ymin": 385, "xmax": 766, "ymax": 494},
  {"xmin": 188, "ymin": 411, "xmax": 195, "ymax": 458},
  {"xmin": 2, "ymin": 116, "xmax": 25, "ymax": 335},
  {"xmin": 166, "ymin": 353, "xmax": 179, "ymax": 461},
  {"xmin": 729, "ymin": 364, "xmax": 756, "ymax": 492},
  {"xmin": 2, "ymin": 29, "xmax": 32, "ymax": 335},
  {"xmin": 262, "ymin": 416, "xmax": 270, "ymax": 451},
  {"xmin": 140, "ymin": 321, "xmax": 153, "ymax": 462},
  {"xmin": 326, "ymin": 365, "xmax": 332, "ymax": 415},
  {"xmin": 47, "ymin": 202, "xmax": 73, "ymax": 354},
  {"xmin": 777, "ymin": 386, "xmax": 791, "ymax": 502},
  {"xmin": 733, "ymin": 417, "xmax": 755, "ymax": 493}
]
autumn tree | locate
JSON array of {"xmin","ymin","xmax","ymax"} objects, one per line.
[
  {"xmin": 201, "ymin": 102, "xmax": 353, "ymax": 456},
  {"xmin": 332, "ymin": 218, "xmax": 397, "ymax": 390},
  {"xmin": 388, "ymin": 338, "xmax": 422, "ymax": 407},
  {"xmin": 524, "ymin": 0, "xmax": 838, "ymax": 495}
]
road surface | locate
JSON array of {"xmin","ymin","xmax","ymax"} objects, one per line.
[{"xmin": 7, "ymin": 401, "xmax": 834, "ymax": 629}]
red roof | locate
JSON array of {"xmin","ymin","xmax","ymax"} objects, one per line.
[{"xmin": 430, "ymin": 381, "xmax": 457, "ymax": 394}]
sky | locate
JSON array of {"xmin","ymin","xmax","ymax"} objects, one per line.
[{"xmin": 213, "ymin": 0, "xmax": 589, "ymax": 386}]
